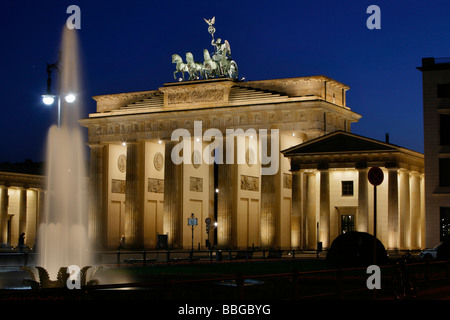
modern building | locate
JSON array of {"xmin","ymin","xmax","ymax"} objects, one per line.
[{"xmin": 418, "ymin": 57, "xmax": 450, "ymax": 248}]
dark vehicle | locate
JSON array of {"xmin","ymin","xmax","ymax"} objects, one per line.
[
  {"xmin": 326, "ymin": 231, "xmax": 388, "ymax": 267},
  {"xmin": 418, "ymin": 240, "xmax": 450, "ymax": 261}
]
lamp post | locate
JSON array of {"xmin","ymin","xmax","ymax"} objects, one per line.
[{"xmin": 42, "ymin": 51, "xmax": 76, "ymax": 127}]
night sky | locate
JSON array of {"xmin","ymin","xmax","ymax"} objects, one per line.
[{"xmin": 1, "ymin": 0, "xmax": 449, "ymax": 164}]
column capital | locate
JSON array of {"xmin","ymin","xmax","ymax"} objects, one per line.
[
  {"xmin": 409, "ymin": 171, "xmax": 421, "ymax": 177},
  {"xmin": 302, "ymin": 169, "xmax": 317, "ymax": 175},
  {"xmin": 87, "ymin": 142, "xmax": 106, "ymax": 149}
]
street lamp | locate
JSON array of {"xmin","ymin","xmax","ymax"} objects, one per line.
[
  {"xmin": 42, "ymin": 52, "xmax": 76, "ymax": 127},
  {"xmin": 42, "ymin": 94, "xmax": 55, "ymax": 106}
]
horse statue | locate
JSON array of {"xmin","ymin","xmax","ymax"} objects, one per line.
[
  {"xmin": 203, "ymin": 49, "xmax": 219, "ymax": 79},
  {"xmin": 185, "ymin": 52, "xmax": 205, "ymax": 80},
  {"xmin": 172, "ymin": 54, "xmax": 188, "ymax": 81}
]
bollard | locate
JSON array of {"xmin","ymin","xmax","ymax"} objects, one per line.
[
  {"xmin": 292, "ymin": 270, "xmax": 300, "ymax": 299},
  {"xmin": 116, "ymin": 251, "xmax": 121, "ymax": 265},
  {"xmin": 23, "ymin": 252, "xmax": 28, "ymax": 266},
  {"xmin": 236, "ymin": 274, "xmax": 245, "ymax": 300},
  {"xmin": 164, "ymin": 278, "xmax": 174, "ymax": 299},
  {"xmin": 425, "ymin": 261, "xmax": 430, "ymax": 285},
  {"xmin": 446, "ymin": 261, "xmax": 450, "ymax": 282},
  {"xmin": 336, "ymin": 268, "xmax": 344, "ymax": 299}
]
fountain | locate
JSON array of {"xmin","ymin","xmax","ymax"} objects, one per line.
[{"xmin": 22, "ymin": 27, "xmax": 99, "ymax": 289}]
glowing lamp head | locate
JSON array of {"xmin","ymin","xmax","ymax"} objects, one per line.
[
  {"xmin": 42, "ymin": 94, "xmax": 55, "ymax": 105},
  {"xmin": 64, "ymin": 93, "xmax": 76, "ymax": 103}
]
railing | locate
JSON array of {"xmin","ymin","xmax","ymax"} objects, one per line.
[
  {"xmin": 0, "ymin": 248, "xmax": 311, "ymax": 267},
  {"xmin": 2, "ymin": 250, "xmax": 450, "ymax": 300},
  {"xmin": 95, "ymin": 248, "xmax": 311, "ymax": 266},
  {"xmin": 81, "ymin": 259, "xmax": 450, "ymax": 300}
]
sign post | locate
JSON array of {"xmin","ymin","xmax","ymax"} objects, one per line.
[
  {"xmin": 205, "ymin": 217, "xmax": 211, "ymax": 248},
  {"xmin": 368, "ymin": 167, "xmax": 384, "ymax": 265},
  {"xmin": 188, "ymin": 213, "xmax": 198, "ymax": 251}
]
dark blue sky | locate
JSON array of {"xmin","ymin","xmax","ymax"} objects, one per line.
[{"xmin": 1, "ymin": 0, "xmax": 449, "ymax": 163}]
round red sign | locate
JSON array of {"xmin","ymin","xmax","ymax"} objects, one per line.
[{"xmin": 368, "ymin": 167, "xmax": 384, "ymax": 186}]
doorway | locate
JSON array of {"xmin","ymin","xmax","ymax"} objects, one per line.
[{"xmin": 340, "ymin": 214, "xmax": 355, "ymax": 234}]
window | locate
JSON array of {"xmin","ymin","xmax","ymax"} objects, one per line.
[
  {"xmin": 441, "ymin": 207, "xmax": 450, "ymax": 241},
  {"xmin": 341, "ymin": 215, "xmax": 355, "ymax": 234},
  {"xmin": 437, "ymin": 83, "xmax": 450, "ymax": 98},
  {"xmin": 440, "ymin": 114, "xmax": 450, "ymax": 145},
  {"xmin": 439, "ymin": 158, "xmax": 450, "ymax": 187},
  {"xmin": 341, "ymin": 181, "xmax": 354, "ymax": 196}
]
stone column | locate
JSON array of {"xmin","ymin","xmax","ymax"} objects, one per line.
[
  {"xmin": 388, "ymin": 168, "xmax": 399, "ymax": 249},
  {"xmin": 358, "ymin": 168, "xmax": 369, "ymax": 232},
  {"xmin": 25, "ymin": 189, "xmax": 37, "ymax": 248},
  {"xmin": 88, "ymin": 144, "xmax": 105, "ymax": 248},
  {"xmin": 399, "ymin": 170, "xmax": 411, "ymax": 249},
  {"xmin": 0, "ymin": 186, "xmax": 8, "ymax": 247},
  {"xmin": 18, "ymin": 188, "xmax": 27, "ymax": 236},
  {"xmin": 216, "ymin": 139, "xmax": 235, "ymax": 249},
  {"xmin": 163, "ymin": 141, "xmax": 182, "ymax": 248},
  {"xmin": 410, "ymin": 172, "xmax": 421, "ymax": 249},
  {"xmin": 319, "ymin": 169, "xmax": 330, "ymax": 248},
  {"xmin": 291, "ymin": 171, "xmax": 301, "ymax": 248},
  {"xmin": 124, "ymin": 142, "xmax": 144, "ymax": 249},
  {"xmin": 260, "ymin": 134, "xmax": 277, "ymax": 248},
  {"xmin": 36, "ymin": 189, "xmax": 45, "ymax": 229},
  {"xmin": 304, "ymin": 171, "xmax": 316, "ymax": 250}
]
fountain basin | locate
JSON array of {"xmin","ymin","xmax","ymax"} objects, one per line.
[{"xmin": 21, "ymin": 265, "xmax": 102, "ymax": 289}]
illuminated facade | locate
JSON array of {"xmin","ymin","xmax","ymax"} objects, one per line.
[
  {"xmin": 418, "ymin": 57, "xmax": 450, "ymax": 247},
  {"xmin": 283, "ymin": 131, "xmax": 424, "ymax": 250},
  {"xmin": 80, "ymin": 75, "xmax": 425, "ymax": 251},
  {"xmin": 0, "ymin": 170, "xmax": 45, "ymax": 248}
]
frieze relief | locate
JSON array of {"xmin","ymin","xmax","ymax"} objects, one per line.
[
  {"xmin": 190, "ymin": 177, "xmax": 203, "ymax": 192},
  {"xmin": 148, "ymin": 178, "xmax": 164, "ymax": 193},
  {"xmin": 117, "ymin": 154, "xmax": 126, "ymax": 173},
  {"xmin": 283, "ymin": 173, "xmax": 292, "ymax": 189},
  {"xmin": 89, "ymin": 106, "xmax": 300, "ymax": 139},
  {"xmin": 120, "ymin": 123, "xmax": 130, "ymax": 134},
  {"xmin": 241, "ymin": 175, "xmax": 259, "ymax": 191},
  {"xmin": 153, "ymin": 152, "xmax": 164, "ymax": 171},
  {"xmin": 167, "ymin": 88, "xmax": 224, "ymax": 105},
  {"xmin": 112, "ymin": 179, "xmax": 126, "ymax": 194}
]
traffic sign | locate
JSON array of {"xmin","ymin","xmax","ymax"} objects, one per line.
[{"xmin": 368, "ymin": 167, "xmax": 384, "ymax": 186}]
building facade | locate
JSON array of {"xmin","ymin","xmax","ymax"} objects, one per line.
[
  {"xmin": 0, "ymin": 170, "xmax": 45, "ymax": 248},
  {"xmin": 80, "ymin": 75, "xmax": 426, "ymax": 251},
  {"xmin": 418, "ymin": 57, "xmax": 450, "ymax": 247},
  {"xmin": 283, "ymin": 131, "xmax": 424, "ymax": 251}
]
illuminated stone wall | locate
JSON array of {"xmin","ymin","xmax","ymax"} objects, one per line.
[{"xmin": 82, "ymin": 76, "xmax": 362, "ymax": 250}]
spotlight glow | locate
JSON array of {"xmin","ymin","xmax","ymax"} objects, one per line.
[{"xmin": 65, "ymin": 93, "xmax": 76, "ymax": 103}]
